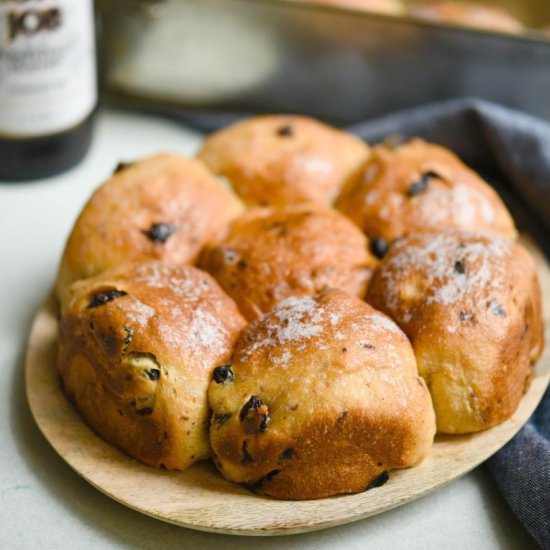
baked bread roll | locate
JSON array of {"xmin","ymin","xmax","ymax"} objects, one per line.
[
  {"xmin": 199, "ymin": 204, "xmax": 377, "ymax": 320},
  {"xmin": 58, "ymin": 262, "xmax": 246, "ymax": 470},
  {"xmin": 208, "ymin": 289, "xmax": 436, "ymax": 499},
  {"xmin": 366, "ymin": 231, "xmax": 544, "ymax": 434},
  {"xmin": 307, "ymin": 0, "xmax": 404, "ymax": 15},
  {"xmin": 410, "ymin": 2, "xmax": 522, "ymax": 33},
  {"xmin": 56, "ymin": 153, "xmax": 244, "ymax": 306},
  {"xmin": 335, "ymin": 139, "xmax": 516, "ymax": 252},
  {"xmin": 197, "ymin": 115, "xmax": 369, "ymax": 208}
]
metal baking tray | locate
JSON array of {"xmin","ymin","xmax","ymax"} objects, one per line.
[{"xmin": 96, "ymin": 0, "xmax": 550, "ymax": 125}]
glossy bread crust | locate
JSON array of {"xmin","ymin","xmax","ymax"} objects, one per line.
[
  {"xmin": 197, "ymin": 115, "xmax": 370, "ymax": 208},
  {"xmin": 208, "ymin": 290, "xmax": 436, "ymax": 499},
  {"xmin": 58, "ymin": 262, "xmax": 246, "ymax": 470},
  {"xmin": 367, "ymin": 231, "xmax": 544, "ymax": 434},
  {"xmin": 199, "ymin": 204, "xmax": 378, "ymax": 321},
  {"xmin": 336, "ymin": 139, "xmax": 517, "ymax": 243},
  {"xmin": 56, "ymin": 153, "xmax": 244, "ymax": 306}
]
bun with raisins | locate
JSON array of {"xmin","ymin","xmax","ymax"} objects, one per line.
[
  {"xmin": 199, "ymin": 204, "xmax": 378, "ymax": 321},
  {"xmin": 335, "ymin": 139, "xmax": 516, "ymax": 254},
  {"xmin": 197, "ymin": 115, "xmax": 369, "ymax": 208},
  {"xmin": 56, "ymin": 153, "xmax": 243, "ymax": 306},
  {"xmin": 367, "ymin": 230, "xmax": 543, "ymax": 434},
  {"xmin": 208, "ymin": 289, "xmax": 436, "ymax": 499},
  {"xmin": 58, "ymin": 262, "xmax": 246, "ymax": 470}
]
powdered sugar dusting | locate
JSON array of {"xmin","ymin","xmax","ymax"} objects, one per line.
[
  {"xmin": 133, "ymin": 262, "xmax": 170, "ymax": 288},
  {"xmin": 479, "ymin": 194, "xmax": 496, "ymax": 224},
  {"xmin": 189, "ymin": 308, "xmax": 228, "ymax": 349},
  {"xmin": 241, "ymin": 295, "xmax": 326, "ymax": 365},
  {"xmin": 278, "ymin": 349, "xmax": 292, "ymax": 365},
  {"xmin": 272, "ymin": 296, "xmax": 325, "ymax": 344},
  {"xmin": 366, "ymin": 313, "xmax": 403, "ymax": 334},
  {"xmin": 417, "ymin": 184, "xmax": 496, "ymax": 228},
  {"xmin": 240, "ymin": 294, "xmax": 404, "ymax": 366},
  {"xmin": 118, "ymin": 262, "xmax": 231, "ymax": 353},
  {"xmin": 329, "ymin": 312, "xmax": 341, "ymax": 327},
  {"xmin": 153, "ymin": 303, "xmax": 230, "ymax": 355},
  {"xmin": 133, "ymin": 263, "xmax": 202, "ymax": 300},
  {"xmin": 379, "ymin": 232, "xmax": 511, "ymax": 328},
  {"xmin": 114, "ymin": 299, "xmax": 155, "ymax": 327},
  {"xmin": 429, "ymin": 238, "xmax": 507, "ymax": 306}
]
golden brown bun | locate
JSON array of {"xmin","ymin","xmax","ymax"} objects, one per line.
[
  {"xmin": 197, "ymin": 115, "xmax": 370, "ymax": 208},
  {"xmin": 336, "ymin": 139, "xmax": 517, "ymax": 245},
  {"xmin": 56, "ymin": 153, "xmax": 244, "ymax": 306},
  {"xmin": 208, "ymin": 290, "xmax": 436, "ymax": 499},
  {"xmin": 366, "ymin": 231, "xmax": 544, "ymax": 434},
  {"xmin": 199, "ymin": 205, "xmax": 378, "ymax": 321},
  {"xmin": 410, "ymin": 2, "xmax": 523, "ymax": 33},
  {"xmin": 309, "ymin": 0, "xmax": 404, "ymax": 15},
  {"xmin": 58, "ymin": 262, "xmax": 246, "ymax": 470}
]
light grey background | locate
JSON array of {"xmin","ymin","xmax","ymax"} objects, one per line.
[{"xmin": 0, "ymin": 110, "xmax": 536, "ymax": 549}]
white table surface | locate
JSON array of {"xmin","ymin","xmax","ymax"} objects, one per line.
[{"xmin": 0, "ymin": 109, "xmax": 537, "ymax": 550}]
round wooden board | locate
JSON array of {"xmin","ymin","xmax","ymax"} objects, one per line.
[{"xmin": 26, "ymin": 239, "xmax": 550, "ymax": 536}]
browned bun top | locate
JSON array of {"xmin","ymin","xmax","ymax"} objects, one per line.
[
  {"xmin": 367, "ymin": 230, "xmax": 544, "ymax": 433},
  {"xmin": 367, "ymin": 230, "xmax": 541, "ymax": 340},
  {"xmin": 208, "ymin": 289, "xmax": 436, "ymax": 499},
  {"xmin": 197, "ymin": 115, "xmax": 370, "ymax": 208},
  {"xmin": 410, "ymin": 2, "xmax": 523, "ymax": 33},
  {"xmin": 55, "ymin": 153, "xmax": 244, "ymax": 306},
  {"xmin": 336, "ymin": 139, "xmax": 517, "ymax": 243},
  {"xmin": 199, "ymin": 204, "xmax": 378, "ymax": 320},
  {"xmin": 58, "ymin": 261, "xmax": 246, "ymax": 470}
]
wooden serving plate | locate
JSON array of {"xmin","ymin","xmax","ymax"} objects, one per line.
[{"xmin": 25, "ymin": 240, "xmax": 550, "ymax": 536}]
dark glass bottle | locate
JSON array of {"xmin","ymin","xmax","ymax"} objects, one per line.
[{"xmin": 0, "ymin": 1, "xmax": 97, "ymax": 181}]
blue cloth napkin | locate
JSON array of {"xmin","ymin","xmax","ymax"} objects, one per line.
[{"xmin": 183, "ymin": 98, "xmax": 550, "ymax": 547}]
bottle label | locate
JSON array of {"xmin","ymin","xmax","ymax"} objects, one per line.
[{"xmin": 0, "ymin": 0, "xmax": 96, "ymax": 138}]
